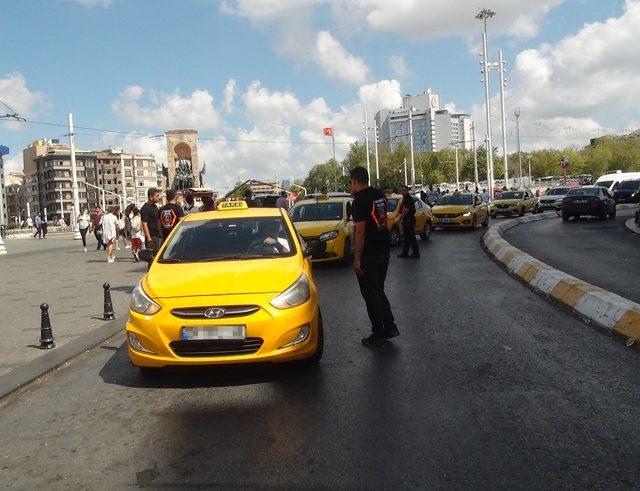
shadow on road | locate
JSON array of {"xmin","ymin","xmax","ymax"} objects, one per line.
[{"xmin": 98, "ymin": 341, "xmax": 325, "ymax": 390}]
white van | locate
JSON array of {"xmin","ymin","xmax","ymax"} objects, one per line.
[{"xmin": 595, "ymin": 171, "xmax": 640, "ymax": 191}]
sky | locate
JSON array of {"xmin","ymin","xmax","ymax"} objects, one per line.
[{"xmin": 1, "ymin": 0, "xmax": 638, "ymax": 191}]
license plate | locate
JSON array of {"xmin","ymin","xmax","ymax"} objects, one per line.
[
  {"xmin": 439, "ymin": 218, "xmax": 454, "ymax": 223},
  {"xmin": 180, "ymin": 325, "xmax": 246, "ymax": 341},
  {"xmin": 574, "ymin": 199, "xmax": 588, "ymax": 204}
]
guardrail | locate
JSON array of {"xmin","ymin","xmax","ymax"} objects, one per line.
[{"xmin": 4, "ymin": 226, "xmax": 73, "ymax": 238}]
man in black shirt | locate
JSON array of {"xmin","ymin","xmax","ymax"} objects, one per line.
[
  {"xmin": 350, "ymin": 166, "xmax": 399, "ymax": 347},
  {"xmin": 158, "ymin": 189, "xmax": 184, "ymax": 242},
  {"xmin": 396, "ymin": 185, "xmax": 420, "ymax": 259},
  {"xmin": 140, "ymin": 187, "xmax": 162, "ymax": 252}
]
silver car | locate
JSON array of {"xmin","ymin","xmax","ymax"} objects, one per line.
[{"xmin": 538, "ymin": 187, "xmax": 571, "ymax": 211}]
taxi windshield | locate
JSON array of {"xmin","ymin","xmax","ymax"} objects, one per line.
[
  {"xmin": 436, "ymin": 194, "xmax": 473, "ymax": 205},
  {"xmin": 387, "ymin": 198, "xmax": 399, "ymax": 212},
  {"xmin": 159, "ymin": 217, "xmax": 296, "ymax": 262},
  {"xmin": 498, "ymin": 192, "xmax": 524, "ymax": 200},
  {"xmin": 545, "ymin": 188, "xmax": 570, "ymax": 195},
  {"xmin": 567, "ymin": 188, "xmax": 600, "ymax": 197},
  {"xmin": 290, "ymin": 202, "xmax": 343, "ymax": 222}
]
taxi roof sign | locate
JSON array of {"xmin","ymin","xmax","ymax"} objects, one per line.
[{"xmin": 219, "ymin": 200, "xmax": 248, "ymax": 210}]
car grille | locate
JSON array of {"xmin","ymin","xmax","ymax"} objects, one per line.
[
  {"xmin": 496, "ymin": 204, "xmax": 510, "ymax": 209},
  {"xmin": 434, "ymin": 213, "xmax": 460, "ymax": 218},
  {"xmin": 169, "ymin": 338, "xmax": 264, "ymax": 357},
  {"xmin": 540, "ymin": 199, "xmax": 555, "ymax": 204},
  {"xmin": 171, "ymin": 305, "xmax": 260, "ymax": 319}
]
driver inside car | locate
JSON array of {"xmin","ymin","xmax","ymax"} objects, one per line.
[{"xmin": 249, "ymin": 220, "xmax": 290, "ymax": 254}]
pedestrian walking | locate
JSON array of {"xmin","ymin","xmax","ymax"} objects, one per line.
[
  {"xmin": 92, "ymin": 205, "xmax": 106, "ymax": 250},
  {"xmin": 116, "ymin": 212, "xmax": 126, "ymax": 251},
  {"xmin": 199, "ymin": 195, "xmax": 216, "ymax": 212},
  {"xmin": 159, "ymin": 189, "xmax": 185, "ymax": 242},
  {"xmin": 427, "ymin": 184, "xmax": 439, "ymax": 206},
  {"xmin": 275, "ymin": 191, "xmax": 288, "ymax": 209},
  {"xmin": 349, "ymin": 166, "xmax": 399, "ymax": 348},
  {"xmin": 183, "ymin": 193, "xmax": 199, "ymax": 215},
  {"xmin": 33, "ymin": 213, "xmax": 42, "ymax": 239},
  {"xmin": 130, "ymin": 207, "xmax": 143, "ymax": 262},
  {"xmin": 78, "ymin": 208, "xmax": 91, "ymax": 252},
  {"xmin": 123, "ymin": 204, "xmax": 134, "ymax": 249},
  {"xmin": 41, "ymin": 218, "xmax": 48, "ymax": 239},
  {"xmin": 243, "ymin": 189, "xmax": 256, "ymax": 207},
  {"xmin": 140, "ymin": 187, "xmax": 162, "ymax": 253},
  {"xmin": 396, "ymin": 185, "xmax": 420, "ymax": 259},
  {"xmin": 102, "ymin": 206, "xmax": 118, "ymax": 263},
  {"xmin": 481, "ymin": 188, "xmax": 490, "ymax": 203}
]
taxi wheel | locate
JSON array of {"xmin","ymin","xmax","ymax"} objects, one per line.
[
  {"xmin": 519, "ymin": 206, "xmax": 525, "ymax": 217},
  {"xmin": 340, "ymin": 238, "xmax": 352, "ymax": 266},
  {"xmin": 389, "ymin": 226, "xmax": 401, "ymax": 247},
  {"xmin": 419, "ymin": 222, "xmax": 432, "ymax": 241},
  {"xmin": 481, "ymin": 214, "xmax": 489, "ymax": 227},
  {"xmin": 304, "ymin": 310, "xmax": 324, "ymax": 364},
  {"xmin": 470, "ymin": 216, "xmax": 477, "ymax": 230}
]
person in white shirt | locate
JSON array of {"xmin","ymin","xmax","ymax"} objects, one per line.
[
  {"xmin": 129, "ymin": 207, "xmax": 145, "ymax": 262},
  {"xmin": 102, "ymin": 206, "xmax": 119, "ymax": 263},
  {"xmin": 77, "ymin": 209, "xmax": 91, "ymax": 252}
]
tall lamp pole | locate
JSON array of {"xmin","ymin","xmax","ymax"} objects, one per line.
[
  {"xmin": 67, "ymin": 113, "xmax": 81, "ymax": 240},
  {"xmin": 373, "ymin": 120, "xmax": 380, "ymax": 185},
  {"xmin": 515, "ymin": 107, "xmax": 523, "ymax": 187},
  {"xmin": 408, "ymin": 106, "xmax": 416, "ymax": 189},
  {"xmin": 476, "ymin": 8, "xmax": 496, "ymax": 199},
  {"xmin": 498, "ymin": 48, "xmax": 509, "ymax": 188},
  {"xmin": 363, "ymin": 106, "xmax": 371, "ymax": 185},
  {"xmin": 471, "ymin": 121, "xmax": 479, "ymax": 191}
]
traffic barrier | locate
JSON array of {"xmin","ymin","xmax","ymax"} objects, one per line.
[
  {"xmin": 39, "ymin": 304, "xmax": 55, "ymax": 350},
  {"xmin": 103, "ymin": 283, "xmax": 115, "ymax": 320},
  {"xmin": 0, "ymin": 235, "xmax": 6, "ymax": 255},
  {"xmin": 482, "ymin": 209, "xmax": 640, "ymax": 342}
]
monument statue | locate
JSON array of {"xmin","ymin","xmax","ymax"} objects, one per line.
[{"xmin": 173, "ymin": 159, "xmax": 195, "ymax": 190}]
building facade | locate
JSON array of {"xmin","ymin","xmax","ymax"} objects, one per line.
[
  {"xmin": 375, "ymin": 91, "xmax": 472, "ymax": 154},
  {"xmin": 0, "ymin": 156, "xmax": 6, "ymax": 226}
]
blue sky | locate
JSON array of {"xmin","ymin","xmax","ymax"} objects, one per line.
[{"xmin": 1, "ymin": 0, "xmax": 637, "ymax": 189}]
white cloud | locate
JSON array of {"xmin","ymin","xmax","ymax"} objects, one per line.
[
  {"xmin": 111, "ymin": 86, "xmax": 220, "ymax": 130},
  {"xmin": 315, "ymin": 31, "xmax": 370, "ymax": 85},
  {"xmin": 358, "ymin": 79, "xmax": 402, "ymax": 115},
  {"xmin": 389, "ymin": 55, "xmax": 410, "ymax": 79},
  {"xmin": 0, "ymin": 72, "xmax": 47, "ymax": 131},
  {"xmin": 223, "ymin": 79, "xmax": 236, "ymax": 113},
  {"xmin": 4, "ymin": 154, "xmax": 24, "ymax": 174},
  {"xmin": 444, "ymin": 102, "xmax": 459, "ymax": 113}
]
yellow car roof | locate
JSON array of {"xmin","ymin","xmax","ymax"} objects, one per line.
[
  {"xmin": 295, "ymin": 196, "xmax": 351, "ymax": 205},
  {"xmin": 184, "ymin": 206, "xmax": 285, "ymax": 221}
]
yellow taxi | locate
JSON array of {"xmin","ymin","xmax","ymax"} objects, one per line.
[
  {"xmin": 489, "ymin": 190, "xmax": 538, "ymax": 217},
  {"xmin": 431, "ymin": 192, "xmax": 489, "ymax": 229},
  {"xmin": 386, "ymin": 194, "xmax": 433, "ymax": 245},
  {"xmin": 289, "ymin": 195, "xmax": 354, "ymax": 265},
  {"xmin": 126, "ymin": 200, "xmax": 323, "ymax": 372}
]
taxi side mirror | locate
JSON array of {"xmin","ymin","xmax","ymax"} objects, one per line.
[{"xmin": 139, "ymin": 249, "xmax": 155, "ymax": 264}]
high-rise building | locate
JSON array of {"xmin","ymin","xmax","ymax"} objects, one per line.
[
  {"xmin": 375, "ymin": 91, "xmax": 472, "ymax": 154},
  {"xmin": 0, "ymin": 156, "xmax": 6, "ymax": 226}
]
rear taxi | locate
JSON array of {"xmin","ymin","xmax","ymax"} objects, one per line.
[
  {"xmin": 289, "ymin": 195, "xmax": 354, "ymax": 264},
  {"xmin": 126, "ymin": 200, "xmax": 323, "ymax": 371},
  {"xmin": 431, "ymin": 192, "xmax": 489, "ymax": 229},
  {"xmin": 386, "ymin": 194, "xmax": 433, "ymax": 245},
  {"xmin": 489, "ymin": 190, "xmax": 538, "ymax": 217}
]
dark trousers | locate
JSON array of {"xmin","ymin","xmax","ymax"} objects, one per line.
[
  {"xmin": 356, "ymin": 254, "xmax": 396, "ymax": 336},
  {"xmin": 80, "ymin": 227, "xmax": 89, "ymax": 247},
  {"xmin": 33, "ymin": 226, "xmax": 41, "ymax": 238},
  {"xmin": 401, "ymin": 220, "xmax": 419, "ymax": 256},
  {"xmin": 94, "ymin": 230, "xmax": 106, "ymax": 250}
]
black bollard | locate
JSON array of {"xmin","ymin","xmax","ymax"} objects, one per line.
[
  {"xmin": 39, "ymin": 303, "xmax": 55, "ymax": 350},
  {"xmin": 103, "ymin": 283, "xmax": 115, "ymax": 320}
]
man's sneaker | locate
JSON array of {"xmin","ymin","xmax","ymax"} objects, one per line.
[
  {"xmin": 83, "ymin": 247, "xmax": 87, "ymax": 252},
  {"xmin": 361, "ymin": 334, "xmax": 389, "ymax": 348},
  {"xmin": 125, "ymin": 245, "xmax": 131, "ymax": 249},
  {"xmin": 384, "ymin": 326, "xmax": 401, "ymax": 339}
]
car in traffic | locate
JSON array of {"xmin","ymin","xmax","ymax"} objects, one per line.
[
  {"xmin": 594, "ymin": 171, "xmax": 640, "ymax": 192},
  {"xmin": 537, "ymin": 187, "xmax": 571, "ymax": 212},
  {"xmin": 431, "ymin": 192, "xmax": 488, "ymax": 229},
  {"xmin": 561, "ymin": 186, "xmax": 616, "ymax": 221},
  {"xmin": 386, "ymin": 194, "xmax": 433, "ymax": 245},
  {"xmin": 126, "ymin": 200, "xmax": 323, "ymax": 372},
  {"xmin": 289, "ymin": 195, "xmax": 354, "ymax": 264},
  {"xmin": 489, "ymin": 190, "xmax": 538, "ymax": 217},
  {"xmin": 613, "ymin": 179, "xmax": 640, "ymax": 204}
]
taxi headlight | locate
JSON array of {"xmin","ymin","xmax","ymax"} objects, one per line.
[
  {"xmin": 462, "ymin": 211, "xmax": 472, "ymax": 217},
  {"xmin": 319, "ymin": 230, "xmax": 339, "ymax": 242},
  {"xmin": 270, "ymin": 274, "xmax": 310, "ymax": 309},
  {"xmin": 130, "ymin": 283, "xmax": 161, "ymax": 316}
]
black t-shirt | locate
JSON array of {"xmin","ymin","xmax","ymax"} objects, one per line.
[
  {"xmin": 140, "ymin": 202, "xmax": 160, "ymax": 238},
  {"xmin": 399, "ymin": 194, "xmax": 416, "ymax": 224},
  {"xmin": 352, "ymin": 186, "xmax": 390, "ymax": 257},
  {"xmin": 158, "ymin": 203, "xmax": 184, "ymax": 239}
]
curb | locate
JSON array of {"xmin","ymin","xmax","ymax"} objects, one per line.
[
  {"xmin": 0, "ymin": 315, "xmax": 126, "ymax": 399},
  {"xmin": 482, "ymin": 209, "xmax": 640, "ymax": 343},
  {"xmin": 624, "ymin": 217, "xmax": 640, "ymax": 235}
]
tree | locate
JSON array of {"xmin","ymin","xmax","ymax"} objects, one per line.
[{"xmin": 303, "ymin": 159, "xmax": 346, "ymax": 193}]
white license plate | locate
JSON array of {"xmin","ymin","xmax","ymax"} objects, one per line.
[
  {"xmin": 574, "ymin": 199, "xmax": 588, "ymax": 204},
  {"xmin": 439, "ymin": 218, "xmax": 454, "ymax": 223},
  {"xmin": 180, "ymin": 325, "xmax": 246, "ymax": 341}
]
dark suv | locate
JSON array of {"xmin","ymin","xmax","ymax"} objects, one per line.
[
  {"xmin": 613, "ymin": 180, "xmax": 640, "ymax": 204},
  {"xmin": 561, "ymin": 186, "xmax": 616, "ymax": 221}
]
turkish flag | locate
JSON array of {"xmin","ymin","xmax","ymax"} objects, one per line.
[{"xmin": 323, "ymin": 127, "xmax": 333, "ymax": 136}]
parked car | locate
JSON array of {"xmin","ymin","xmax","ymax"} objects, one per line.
[
  {"xmin": 386, "ymin": 194, "xmax": 433, "ymax": 245},
  {"xmin": 489, "ymin": 190, "xmax": 538, "ymax": 217},
  {"xmin": 561, "ymin": 186, "xmax": 616, "ymax": 221},
  {"xmin": 537, "ymin": 187, "xmax": 571, "ymax": 212},
  {"xmin": 613, "ymin": 179, "xmax": 640, "ymax": 204}
]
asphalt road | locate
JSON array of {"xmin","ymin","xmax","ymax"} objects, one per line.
[
  {"xmin": 505, "ymin": 208, "xmax": 640, "ymax": 304},
  {"xmin": 1, "ymin": 226, "xmax": 640, "ymax": 489}
]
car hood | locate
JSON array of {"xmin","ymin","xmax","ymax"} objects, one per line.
[
  {"xmin": 540, "ymin": 195, "xmax": 567, "ymax": 200},
  {"xmin": 432, "ymin": 205, "xmax": 472, "ymax": 214},
  {"xmin": 292, "ymin": 220, "xmax": 342, "ymax": 237},
  {"xmin": 492, "ymin": 199, "xmax": 521, "ymax": 205},
  {"xmin": 144, "ymin": 256, "xmax": 302, "ymax": 299}
]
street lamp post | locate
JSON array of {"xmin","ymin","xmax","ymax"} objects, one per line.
[
  {"xmin": 373, "ymin": 121, "xmax": 380, "ymax": 185},
  {"xmin": 67, "ymin": 113, "xmax": 82, "ymax": 240},
  {"xmin": 454, "ymin": 144, "xmax": 460, "ymax": 191},
  {"xmin": 515, "ymin": 107, "xmax": 523, "ymax": 187},
  {"xmin": 498, "ymin": 48, "xmax": 509, "ymax": 188},
  {"xmin": 363, "ymin": 105, "xmax": 371, "ymax": 185},
  {"xmin": 408, "ymin": 106, "xmax": 416, "ymax": 189},
  {"xmin": 476, "ymin": 8, "xmax": 496, "ymax": 200},
  {"xmin": 471, "ymin": 122, "xmax": 479, "ymax": 191}
]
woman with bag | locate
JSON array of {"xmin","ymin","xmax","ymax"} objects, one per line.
[
  {"xmin": 129, "ymin": 207, "xmax": 144, "ymax": 262},
  {"xmin": 77, "ymin": 208, "xmax": 91, "ymax": 252}
]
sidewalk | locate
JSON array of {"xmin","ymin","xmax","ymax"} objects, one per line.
[{"xmin": 0, "ymin": 235, "xmax": 146, "ymax": 377}]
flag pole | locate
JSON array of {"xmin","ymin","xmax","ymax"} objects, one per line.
[{"xmin": 332, "ymin": 127, "xmax": 340, "ymax": 176}]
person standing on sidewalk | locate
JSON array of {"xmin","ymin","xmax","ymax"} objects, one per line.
[
  {"xmin": 349, "ymin": 166, "xmax": 399, "ymax": 348},
  {"xmin": 78, "ymin": 208, "xmax": 91, "ymax": 252},
  {"xmin": 130, "ymin": 207, "xmax": 143, "ymax": 262},
  {"xmin": 396, "ymin": 185, "xmax": 420, "ymax": 259},
  {"xmin": 158, "ymin": 189, "xmax": 184, "ymax": 243},
  {"xmin": 92, "ymin": 205, "xmax": 106, "ymax": 250},
  {"xmin": 41, "ymin": 217, "xmax": 48, "ymax": 239},
  {"xmin": 33, "ymin": 213, "xmax": 42, "ymax": 239},
  {"xmin": 102, "ymin": 206, "xmax": 118, "ymax": 263},
  {"xmin": 140, "ymin": 187, "xmax": 162, "ymax": 253}
]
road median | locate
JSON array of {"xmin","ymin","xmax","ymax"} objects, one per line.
[{"xmin": 482, "ymin": 210, "xmax": 640, "ymax": 343}]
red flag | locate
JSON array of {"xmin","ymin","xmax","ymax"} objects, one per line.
[{"xmin": 323, "ymin": 127, "xmax": 333, "ymax": 136}]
